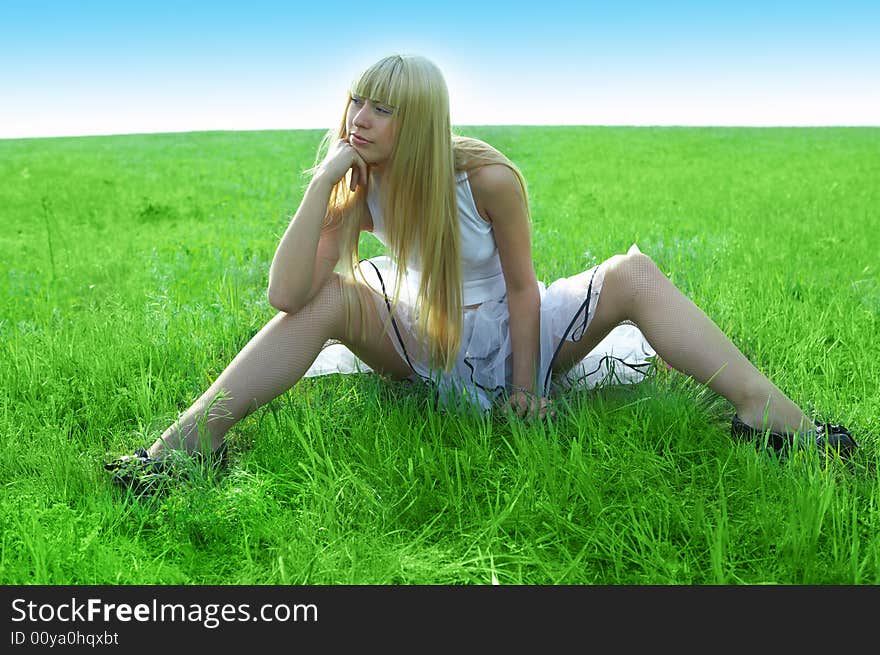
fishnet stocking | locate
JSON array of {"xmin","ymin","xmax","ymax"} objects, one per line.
[
  {"xmin": 555, "ymin": 252, "xmax": 813, "ymax": 435},
  {"xmin": 148, "ymin": 274, "xmax": 409, "ymax": 457}
]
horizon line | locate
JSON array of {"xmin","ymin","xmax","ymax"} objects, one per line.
[{"xmin": 4, "ymin": 123, "xmax": 879, "ymax": 141}]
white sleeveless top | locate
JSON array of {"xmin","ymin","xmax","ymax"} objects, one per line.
[{"xmin": 366, "ymin": 170, "xmax": 507, "ymax": 305}]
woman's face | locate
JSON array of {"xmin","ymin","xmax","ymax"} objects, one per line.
[{"xmin": 346, "ymin": 94, "xmax": 398, "ymax": 167}]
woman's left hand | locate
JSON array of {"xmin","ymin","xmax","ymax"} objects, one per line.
[{"xmin": 506, "ymin": 389, "xmax": 556, "ymax": 422}]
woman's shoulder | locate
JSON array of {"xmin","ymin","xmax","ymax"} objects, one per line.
[
  {"xmin": 465, "ymin": 164, "xmax": 521, "ymax": 201},
  {"xmin": 463, "ymin": 164, "xmax": 522, "ymax": 226},
  {"xmin": 451, "ymin": 135, "xmax": 518, "ymax": 193},
  {"xmin": 452, "ymin": 134, "xmax": 506, "ymax": 169}
]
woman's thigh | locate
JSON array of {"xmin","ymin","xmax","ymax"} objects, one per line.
[
  {"xmin": 550, "ymin": 255, "xmax": 630, "ymax": 375},
  {"xmin": 333, "ymin": 273, "xmax": 414, "ymax": 382}
]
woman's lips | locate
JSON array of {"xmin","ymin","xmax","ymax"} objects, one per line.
[{"xmin": 350, "ymin": 133, "xmax": 371, "ymax": 145}]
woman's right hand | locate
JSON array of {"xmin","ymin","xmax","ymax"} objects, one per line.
[{"xmin": 316, "ymin": 138, "xmax": 369, "ymax": 192}]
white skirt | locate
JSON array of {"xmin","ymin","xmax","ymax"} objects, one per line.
[{"xmin": 304, "ymin": 245, "xmax": 656, "ymax": 414}]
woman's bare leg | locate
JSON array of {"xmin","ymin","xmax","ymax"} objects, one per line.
[
  {"xmin": 147, "ymin": 274, "xmax": 411, "ymax": 458},
  {"xmin": 552, "ymin": 251, "xmax": 813, "ymax": 435}
]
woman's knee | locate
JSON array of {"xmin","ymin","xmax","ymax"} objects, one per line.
[
  {"xmin": 285, "ymin": 272, "xmax": 347, "ymax": 332},
  {"xmin": 292, "ymin": 273, "xmax": 380, "ymax": 345},
  {"xmin": 602, "ymin": 250, "xmax": 664, "ymax": 311}
]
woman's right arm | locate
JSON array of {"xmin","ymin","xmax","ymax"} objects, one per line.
[
  {"xmin": 267, "ymin": 175, "xmax": 335, "ymax": 312},
  {"xmin": 267, "ymin": 140, "xmax": 367, "ymax": 313}
]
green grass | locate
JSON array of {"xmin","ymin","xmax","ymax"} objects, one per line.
[{"xmin": 1, "ymin": 126, "xmax": 878, "ymax": 584}]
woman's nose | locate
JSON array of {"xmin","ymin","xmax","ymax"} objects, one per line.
[{"xmin": 353, "ymin": 105, "xmax": 370, "ymax": 127}]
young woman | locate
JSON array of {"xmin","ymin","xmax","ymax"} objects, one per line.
[{"xmin": 107, "ymin": 54, "xmax": 858, "ymax": 487}]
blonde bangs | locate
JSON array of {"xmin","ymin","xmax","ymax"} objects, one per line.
[{"xmin": 350, "ymin": 56, "xmax": 406, "ymax": 111}]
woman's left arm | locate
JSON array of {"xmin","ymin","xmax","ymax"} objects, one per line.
[{"xmin": 469, "ymin": 164, "xmax": 555, "ymax": 421}]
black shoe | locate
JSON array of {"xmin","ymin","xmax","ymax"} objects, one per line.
[
  {"xmin": 104, "ymin": 448, "xmax": 173, "ymax": 495},
  {"xmin": 731, "ymin": 414, "xmax": 860, "ymax": 459},
  {"xmin": 105, "ymin": 443, "xmax": 228, "ymax": 495}
]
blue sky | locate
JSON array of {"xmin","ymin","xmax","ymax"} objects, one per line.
[{"xmin": 2, "ymin": 0, "xmax": 878, "ymax": 138}]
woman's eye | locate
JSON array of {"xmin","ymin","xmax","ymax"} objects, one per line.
[
  {"xmin": 377, "ymin": 106, "xmax": 393, "ymax": 115},
  {"xmin": 351, "ymin": 96, "xmax": 363, "ymax": 105}
]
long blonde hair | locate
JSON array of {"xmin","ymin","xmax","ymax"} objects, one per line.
[{"xmin": 312, "ymin": 55, "xmax": 530, "ymax": 372}]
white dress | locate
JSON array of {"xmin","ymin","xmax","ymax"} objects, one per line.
[{"xmin": 303, "ymin": 172, "xmax": 656, "ymax": 414}]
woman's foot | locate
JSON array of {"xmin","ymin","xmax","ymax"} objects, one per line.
[
  {"xmin": 104, "ymin": 448, "xmax": 174, "ymax": 495},
  {"xmin": 104, "ymin": 442, "xmax": 229, "ymax": 495},
  {"xmin": 730, "ymin": 414, "xmax": 860, "ymax": 459}
]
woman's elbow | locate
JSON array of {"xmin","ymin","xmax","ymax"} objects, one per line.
[{"xmin": 267, "ymin": 287, "xmax": 301, "ymax": 313}]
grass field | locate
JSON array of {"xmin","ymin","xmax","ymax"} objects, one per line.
[{"xmin": 1, "ymin": 126, "xmax": 878, "ymax": 584}]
